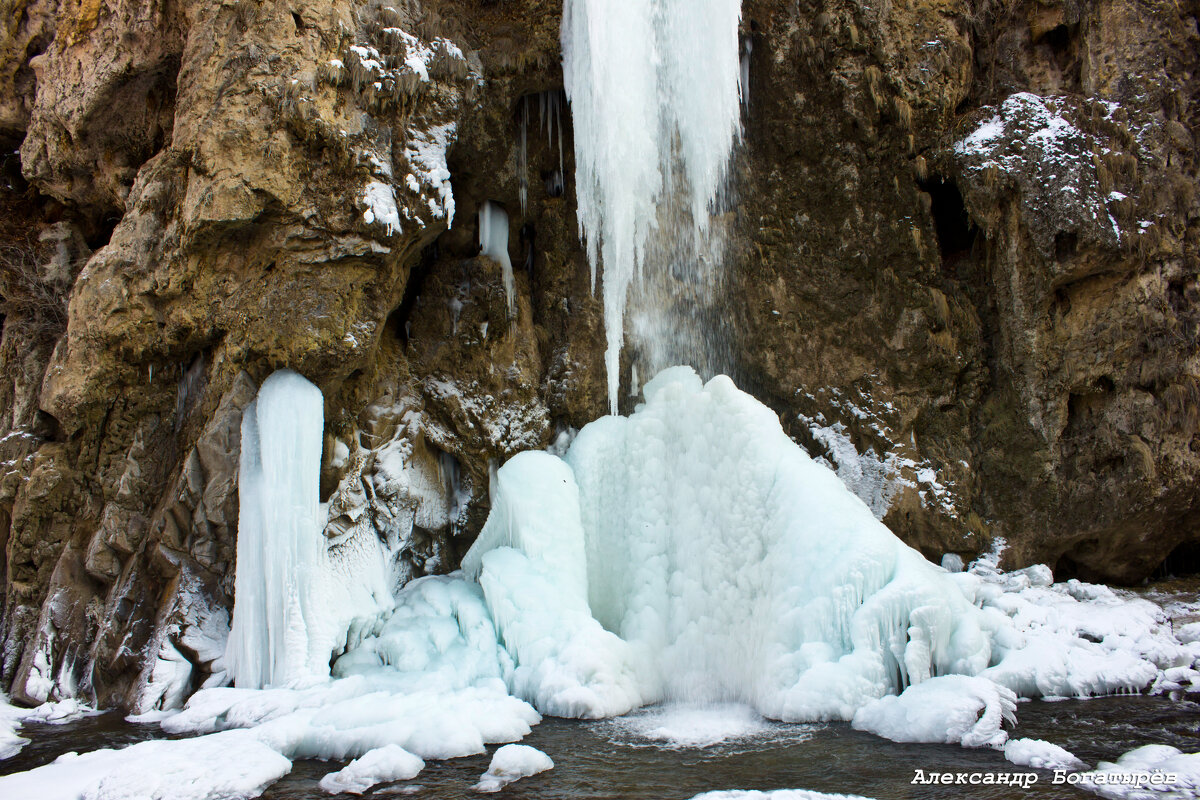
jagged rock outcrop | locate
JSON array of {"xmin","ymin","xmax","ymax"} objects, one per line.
[{"xmin": 0, "ymin": 0, "xmax": 1195, "ymax": 709}]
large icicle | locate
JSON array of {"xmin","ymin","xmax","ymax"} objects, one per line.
[
  {"xmin": 478, "ymin": 201, "xmax": 516, "ymax": 318},
  {"xmin": 226, "ymin": 370, "xmax": 326, "ymax": 688},
  {"xmin": 225, "ymin": 370, "xmax": 394, "ymax": 689},
  {"xmin": 562, "ymin": 0, "xmax": 743, "ymax": 412}
]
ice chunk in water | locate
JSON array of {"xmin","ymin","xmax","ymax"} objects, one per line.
[{"xmin": 473, "ymin": 744, "xmax": 554, "ymax": 793}]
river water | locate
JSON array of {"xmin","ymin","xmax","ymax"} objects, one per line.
[{"xmin": 4, "ymin": 694, "xmax": 1198, "ymax": 799}]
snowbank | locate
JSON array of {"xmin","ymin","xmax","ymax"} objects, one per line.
[
  {"xmin": 0, "ymin": 728, "xmax": 290, "ymax": 800},
  {"xmin": 0, "ymin": 695, "xmax": 93, "ymax": 760}
]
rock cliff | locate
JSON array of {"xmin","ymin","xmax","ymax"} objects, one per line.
[{"xmin": 0, "ymin": 0, "xmax": 1195, "ymax": 709}]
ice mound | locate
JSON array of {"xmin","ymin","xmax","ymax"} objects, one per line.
[
  {"xmin": 318, "ymin": 743, "xmax": 424, "ymax": 794},
  {"xmin": 461, "ymin": 452, "xmax": 644, "ymax": 718},
  {"xmin": 464, "ymin": 368, "xmax": 997, "ymax": 721},
  {"xmin": 852, "ymin": 674, "xmax": 1016, "ymax": 748},
  {"xmin": 1080, "ymin": 744, "xmax": 1200, "ymax": 799},
  {"xmin": 1003, "ymin": 738, "xmax": 1088, "ymax": 770},
  {"xmin": 472, "ymin": 744, "xmax": 554, "ymax": 793}
]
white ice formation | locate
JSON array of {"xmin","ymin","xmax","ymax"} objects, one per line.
[
  {"xmin": 1079, "ymin": 745, "xmax": 1200, "ymax": 799},
  {"xmin": 463, "ymin": 367, "xmax": 995, "ymax": 720},
  {"xmin": 472, "ymin": 744, "xmax": 554, "ymax": 793},
  {"xmin": 225, "ymin": 370, "xmax": 394, "ymax": 689},
  {"xmin": 6, "ymin": 369, "xmax": 1200, "ymax": 800},
  {"xmin": 478, "ymin": 201, "xmax": 516, "ymax": 317},
  {"xmin": 851, "ymin": 675, "xmax": 1016, "ymax": 748},
  {"xmin": 1003, "ymin": 737, "xmax": 1088, "ymax": 771},
  {"xmin": 563, "ymin": 0, "xmax": 743, "ymax": 412},
  {"xmin": 318, "ymin": 743, "xmax": 424, "ymax": 795}
]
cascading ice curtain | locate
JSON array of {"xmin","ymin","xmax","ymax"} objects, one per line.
[{"xmin": 562, "ymin": 0, "xmax": 744, "ymax": 413}]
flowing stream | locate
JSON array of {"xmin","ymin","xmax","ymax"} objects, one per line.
[{"xmin": 4, "ymin": 695, "xmax": 1199, "ymax": 798}]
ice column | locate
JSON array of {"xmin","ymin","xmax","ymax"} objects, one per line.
[
  {"xmin": 479, "ymin": 201, "xmax": 516, "ymax": 318},
  {"xmin": 563, "ymin": 0, "xmax": 743, "ymax": 413},
  {"xmin": 226, "ymin": 370, "xmax": 326, "ymax": 689}
]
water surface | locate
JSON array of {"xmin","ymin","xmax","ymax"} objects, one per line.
[{"xmin": 4, "ymin": 695, "xmax": 1198, "ymax": 799}]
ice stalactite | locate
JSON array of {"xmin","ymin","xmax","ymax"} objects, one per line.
[
  {"xmin": 739, "ymin": 36, "xmax": 752, "ymax": 111},
  {"xmin": 479, "ymin": 201, "xmax": 516, "ymax": 318},
  {"xmin": 516, "ymin": 91, "xmax": 566, "ymax": 214},
  {"xmin": 562, "ymin": 0, "xmax": 743, "ymax": 413}
]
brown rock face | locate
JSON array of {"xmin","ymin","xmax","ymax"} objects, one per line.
[{"xmin": 0, "ymin": 0, "xmax": 1195, "ymax": 708}]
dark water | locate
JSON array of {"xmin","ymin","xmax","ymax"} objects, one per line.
[{"xmin": 4, "ymin": 695, "xmax": 1199, "ymax": 799}]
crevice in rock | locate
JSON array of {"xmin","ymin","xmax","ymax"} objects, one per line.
[
  {"xmin": 1054, "ymin": 230, "xmax": 1077, "ymax": 261},
  {"xmin": 388, "ymin": 239, "xmax": 440, "ymax": 345},
  {"xmin": 33, "ymin": 409, "xmax": 65, "ymax": 443},
  {"xmin": 1035, "ymin": 22, "xmax": 1081, "ymax": 89},
  {"xmin": 919, "ymin": 175, "xmax": 979, "ymax": 272}
]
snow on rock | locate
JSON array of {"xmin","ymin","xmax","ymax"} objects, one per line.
[
  {"xmin": 1004, "ymin": 738, "xmax": 1088, "ymax": 771},
  {"xmin": 318, "ymin": 743, "xmax": 424, "ymax": 795},
  {"xmin": 361, "ymin": 181, "xmax": 402, "ymax": 236},
  {"xmin": 0, "ymin": 728, "xmax": 291, "ymax": 800},
  {"xmin": 851, "ymin": 675, "xmax": 1016, "ymax": 748},
  {"xmin": 404, "ymin": 122, "xmax": 457, "ymax": 226},
  {"xmin": 689, "ymin": 791, "xmax": 877, "ymax": 800},
  {"xmin": 798, "ymin": 383, "xmax": 963, "ymax": 520},
  {"xmin": 969, "ymin": 575, "xmax": 1192, "ymax": 699},
  {"xmin": 422, "ymin": 377, "xmax": 550, "ymax": 455},
  {"xmin": 1077, "ymin": 745, "xmax": 1200, "ymax": 799},
  {"xmin": 953, "ymin": 92, "xmax": 1130, "ymax": 251},
  {"xmin": 473, "ymin": 744, "xmax": 554, "ymax": 793}
]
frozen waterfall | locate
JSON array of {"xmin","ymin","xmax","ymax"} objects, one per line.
[
  {"xmin": 460, "ymin": 368, "xmax": 996, "ymax": 720},
  {"xmin": 225, "ymin": 370, "xmax": 326, "ymax": 688},
  {"xmin": 226, "ymin": 370, "xmax": 394, "ymax": 689},
  {"xmin": 562, "ymin": 0, "xmax": 743, "ymax": 413},
  {"xmin": 52, "ymin": 367, "xmax": 1183, "ymax": 798}
]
